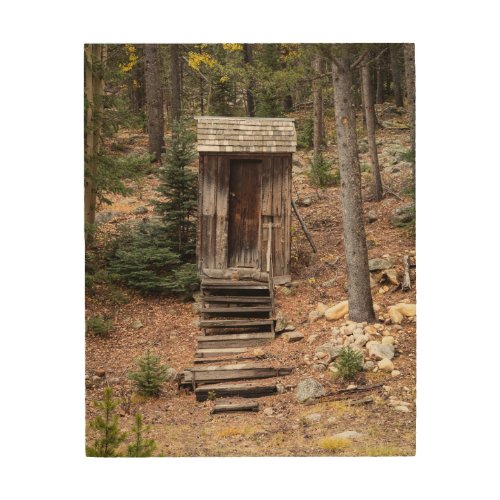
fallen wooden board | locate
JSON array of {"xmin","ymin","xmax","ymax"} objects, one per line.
[
  {"xmin": 211, "ymin": 399, "xmax": 259, "ymax": 414},
  {"xmin": 195, "ymin": 382, "xmax": 278, "ymax": 401}
]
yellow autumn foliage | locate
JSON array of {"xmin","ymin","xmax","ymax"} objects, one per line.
[{"xmin": 119, "ymin": 44, "xmax": 138, "ymax": 73}]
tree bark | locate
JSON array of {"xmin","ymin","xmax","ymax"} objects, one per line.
[
  {"xmin": 361, "ymin": 63, "xmax": 383, "ymax": 201},
  {"xmin": 84, "ymin": 44, "xmax": 104, "ymax": 225},
  {"xmin": 376, "ymin": 58, "xmax": 385, "ymax": 104},
  {"xmin": 243, "ymin": 44, "xmax": 255, "ymax": 117},
  {"xmin": 170, "ymin": 44, "xmax": 181, "ymax": 124},
  {"xmin": 144, "ymin": 44, "xmax": 164, "ymax": 162},
  {"xmin": 403, "ymin": 43, "xmax": 416, "ymax": 183},
  {"xmin": 84, "ymin": 44, "xmax": 95, "ymax": 225},
  {"xmin": 312, "ymin": 53, "xmax": 324, "ymax": 157},
  {"xmin": 331, "ymin": 45, "xmax": 375, "ymax": 323},
  {"xmin": 390, "ymin": 44, "xmax": 404, "ymax": 108}
]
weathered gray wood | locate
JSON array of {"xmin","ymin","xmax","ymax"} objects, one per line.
[
  {"xmin": 198, "ymin": 332, "xmax": 274, "ymax": 342},
  {"xmin": 283, "ymin": 155, "xmax": 292, "ymax": 276},
  {"xmin": 201, "ymin": 306, "xmax": 272, "ymax": 314},
  {"xmin": 195, "ymin": 382, "xmax": 278, "ymax": 401},
  {"xmin": 215, "ymin": 157, "xmax": 229, "ymax": 269},
  {"xmin": 202, "ymin": 268, "xmax": 269, "ymax": 282},
  {"xmin": 194, "ymin": 355, "xmax": 259, "ymax": 364},
  {"xmin": 201, "ymin": 279, "xmax": 268, "ymax": 288},
  {"xmin": 181, "ymin": 364, "xmax": 293, "ymax": 384},
  {"xmin": 212, "ymin": 400, "xmax": 259, "ymax": 413},
  {"xmin": 202, "ymin": 296, "xmax": 272, "ymax": 304},
  {"xmin": 291, "ymin": 199, "xmax": 317, "ymax": 253},
  {"xmin": 196, "ymin": 338, "xmax": 272, "ymax": 349},
  {"xmin": 199, "ymin": 319, "xmax": 274, "ymax": 328},
  {"xmin": 195, "ymin": 347, "xmax": 248, "ymax": 357},
  {"xmin": 402, "ymin": 254, "xmax": 412, "ymax": 291}
]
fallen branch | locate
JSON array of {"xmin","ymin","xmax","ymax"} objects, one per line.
[
  {"xmin": 402, "ymin": 254, "xmax": 412, "ymax": 291},
  {"xmin": 291, "ymin": 199, "xmax": 318, "ymax": 253}
]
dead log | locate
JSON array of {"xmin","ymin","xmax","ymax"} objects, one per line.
[
  {"xmin": 402, "ymin": 254, "xmax": 412, "ymax": 291},
  {"xmin": 291, "ymin": 200, "xmax": 317, "ymax": 253}
]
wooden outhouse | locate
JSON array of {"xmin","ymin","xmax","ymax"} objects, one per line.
[{"xmin": 195, "ymin": 116, "xmax": 297, "ymax": 285}]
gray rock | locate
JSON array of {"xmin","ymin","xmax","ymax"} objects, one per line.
[
  {"xmin": 263, "ymin": 407, "xmax": 274, "ymax": 416},
  {"xmin": 306, "ymin": 334, "xmax": 318, "ymax": 344},
  {"xmin": 131, "ymin": 320, "xmax": 143, "ymax": 330},
  {"xmin": 284, "ymin": 325, "xmax": 296, "ymax": 332},
  {"xmin": 367, "ymin": 211, "xmax": 378, "ymax": 223},
  {"xmin": 368, "ymin": 258, "xmax": 393, "ymax": 271},
  {"xmin": 280, "ymin": 286, "xmax": 293, "ymax": 296},
  {"xmin": 276, "ymin": 383, "xmax": 285, "ymax": 394},
  {"xmin": 316, "ymin": 342, "xmax": 342, "ymax": 359},
  {"xmin": 312, "ymin": 363, "xmax": 327, "ymax": 372},
  {"xmin": 275, "ymin": 311, "xmax": 287, "ymax": 333},
  {"xmin": 108, "ymin": 377, "xmax": 120, "ymax": 385},
  {"xmin": 391, "ymin": 203, "xmax": 415, "ymax": 225},
  {"xmin": 303, "ymin": 413, "xmax": 322, "ymax": 424},
  {"xmin": 333, "ymin": 430, "xmax": 363, "ymax": 441},
  {"xmin": 298, "ymin": 197, "xmax": 312, "ymax": 207},
  {"xmin": 166, "ymin": 368, "xmax": 177, "ymax": 382},
  {"xmin": 133, "ymin": 206, "xmax": 149, "ymax": 215},
  {"xmin": 283, "ymin": 331, "xmax": 304, "ymax": 343},
  {"xmin": 296, "ymin": 378, "xmax": 326, "ymax": 404},
  {"xmin": 367, "ymin": 341, "xmax": 395, "ymax": 360},
  {"xmin": 95, "ymin": 211, "xmax": 122, "ymax": 224},
  {"xmin": 363, "ymin": 360, "xmax": 375, "ymax": 371},
  {"xmin": 352, "ymin": 333, "xmax": 369, "ymax": 348}
]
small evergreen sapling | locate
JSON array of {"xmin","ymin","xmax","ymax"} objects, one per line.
[
  {"xmin": 126, "ymin": 413, "xmax": 156, "ymax": 457},
  {"xmin": 129, "ymin": 350, "xmax": 169, "ymax": 397},
  {"xmin": 86, "ymin": 387, "xmax": 126, "ymax": 457},
  {"xmin": 334, "ymin": 347, "xmax": 364, "ymax": 382}
]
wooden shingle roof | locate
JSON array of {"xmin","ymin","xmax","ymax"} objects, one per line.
[{"xmin": 195, "ymin": 116, "xmax": 296, "ymax": 153}]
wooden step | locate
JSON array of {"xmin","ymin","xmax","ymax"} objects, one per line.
[
  {"xmin": 195, "ymin": 382, "xmax": 278, "ymax": 401},
  {"xmin": 201, "ymin": 306, "xmax": 272, "ymax": 314},
  {"xmin": 198, "ymin": 332, "xmax": 274, "ymax": 342},
  {"xmin": 195, "ymin": 347, "xmax": 248, "ymax": 358},
  {"xmin": 202, "ymin": 296, "xmax": 272, "ymax": 304},
  {"xmin": 180, "ymin": 363, "xmax": 293, "ymax": 385},
  {"xmin": 199, "ymin": 319, "xmax": 274, "ymax": 328},
  {"xmin": 197, "ymin": 338, "xmax": 272, "ymax": 349},
  {"xmin": 194, "ymin": 355, "xmax": 260, "ymax": 364},
  {"xmin": 212, "ymin": 399, "xmax": 259, "ymax": 414},
  {"xmin": 202, "ymin": 279, "xmax": 269, "ymax": 289}
]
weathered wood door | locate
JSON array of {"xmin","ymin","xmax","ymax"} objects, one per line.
[{"xmin": 228, "ymin": 160, "xmax": 262, "ymax": 268}]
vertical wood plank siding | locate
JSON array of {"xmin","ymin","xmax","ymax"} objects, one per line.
[{"xmin": 198, "ymin": 154, "xmax": 291, "ymax": 278}]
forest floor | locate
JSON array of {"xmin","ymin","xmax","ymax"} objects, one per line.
[{"xmin": 86, "ymin": 104, "xmax": 416, "ymax": 456}]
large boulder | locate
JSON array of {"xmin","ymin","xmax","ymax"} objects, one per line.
[
  {"xmin": 315, "ymin": 342, "xmax": 342, "ymax": 359},
  {"xmin": 391, "ymin": 203, "xmax": 415, "ymax": 225},
  {"xmin": 275, "ymin": 311, "xmax": 288, "ymax": 333},
  {"xmin": 366, "ymin": 341, "xmax": 395, "ymax": 360},
  {"xmin": 296, "ymin": 378, "xmax": 326, "ymax": 404},
  {"xmin": 324, "ymin": 301, "xmax": 349, "ymax": 321}
]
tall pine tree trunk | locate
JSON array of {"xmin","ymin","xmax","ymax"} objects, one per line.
[
  {"xmin": 332, "ymin": 45, "xmax": 375, "ymax": 323},
  {"xmin": 144, "ymin": 44, "xmax": 164, "ymax": 162},
  {"xmin": 84, "ymin": 44, "xmax": 104, "ymax": 225},
  {"xmin": 312, "ymin": 52, "xmax": 323, "ymax": 157},
  {"xmin": 243, "ymin": 43, "xmax": 255, "ymax": 117},
  {"xmin": 376, "ymin": 58, "xmax": 385, "ymax": 104},
  {"xmin": 390, "ymin": 44, "xmax": 404, "ymax": 107},
  {"xmin": 170, "ymin": 44, "xmax": 181, "ymax": 124},
  {"xmin": 404, "ymin": 43, "xmax": 416, "ymax": 183},
  {"xmin": 361, "ymin": 63, "xmax": 383, "ymax": 201}
]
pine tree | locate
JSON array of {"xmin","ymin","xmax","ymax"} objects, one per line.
[
  {"xmin": 126, "ymin": 413, "xmax": 156, "ymax": 457},
  {"xmin": 129, "ymin": 350, "xmax": 169, "ymax": 397},
  {"xmin": 86, "ymin": 387, "xmax": 126, "ymax": 457},
  {"xmin": 154, "ymin": 121, "xmax": 197, "ymax": 261}
]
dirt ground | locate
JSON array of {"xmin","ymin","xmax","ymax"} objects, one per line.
[{"xmin": 86, "ymin": 106, "xmax": 416, "ymax": 456}]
